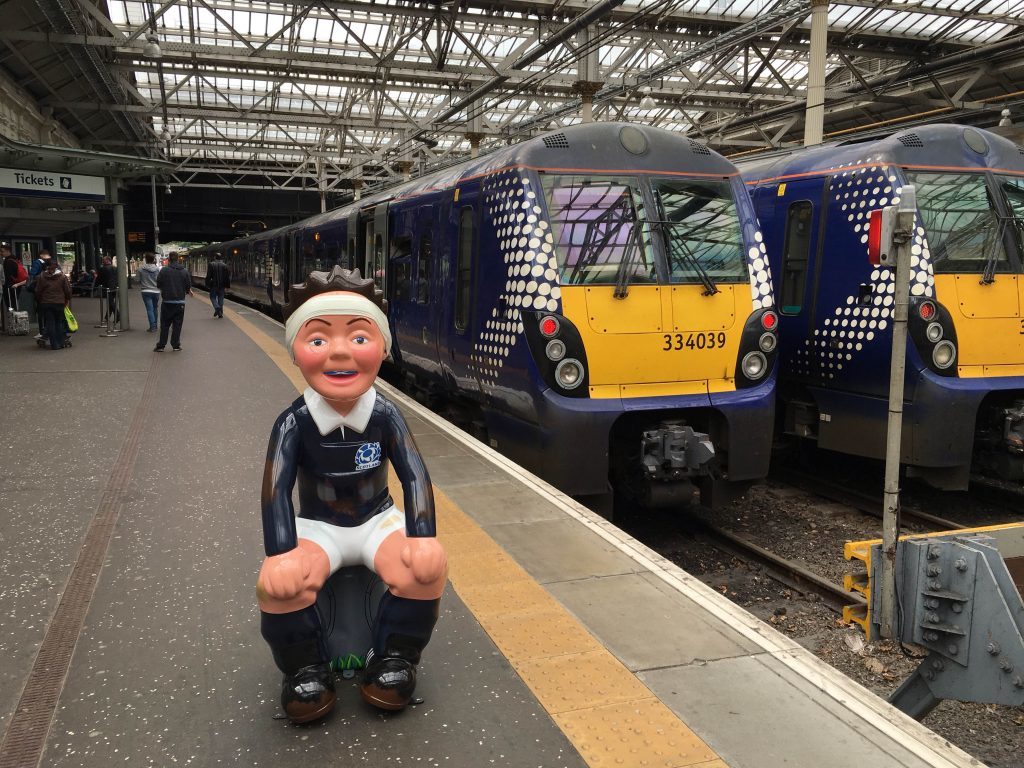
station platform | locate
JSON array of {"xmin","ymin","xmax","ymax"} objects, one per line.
[{"xmin": 0, "ymin": 288, "xmax": 981, "ymax": 768}]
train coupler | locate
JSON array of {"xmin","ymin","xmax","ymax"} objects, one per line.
[{"xmin": 641, "ymin": 421, "xmax": 715, "ymax": 482}]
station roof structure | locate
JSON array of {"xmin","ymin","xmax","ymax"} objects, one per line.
[{"xmin": 4, "ymin": 0, "xmax": 1022, "ymax": 199}]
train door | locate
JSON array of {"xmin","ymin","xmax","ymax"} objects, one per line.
[
  {"xmin": 368, "ymin": 203, "xmax": 388, "ymax": 293},
  {"xmin": 766, "ymin": 179, "xmax": 826, "ymax": 387},
  {"xmin": 440, "ymin": 188, "xmax": 482, "ymax": 396}
]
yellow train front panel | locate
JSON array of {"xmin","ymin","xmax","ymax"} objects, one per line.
[{"xmin": 560, "ymin": 284, "xmax": 747, "ymax": 398}]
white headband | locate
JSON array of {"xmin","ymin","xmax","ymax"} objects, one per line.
[{"xmin": 285, "ymin": 292, "xmax": 392, "ymax": 360}]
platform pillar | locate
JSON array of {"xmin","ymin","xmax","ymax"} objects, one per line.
[
  {"xmin": 575, "ymin": 81, "xmax": 603, "ymax": 123},
  {"xmin": 803, "ymin": 0, "xmax": 828, "ymax": 146},
  {"xmin": 113, "ymin": 202, "xmax": 130, "ymax": 330}
]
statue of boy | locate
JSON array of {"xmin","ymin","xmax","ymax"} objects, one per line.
[{"xmin": 257, "ymin": 266, "xmax": 447, "ymax": 723}]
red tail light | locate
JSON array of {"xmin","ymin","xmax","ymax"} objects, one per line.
[
  {"xmin": 918, "ymin": 301, "xmax": 936, "ymax": 321},
  {"xmin": 761, "ymin": 311, "xmax": 778, "ymax": 331},
  {"xmin": 540, "ymin": 316, "xmax": 560, "ymax": 337}
]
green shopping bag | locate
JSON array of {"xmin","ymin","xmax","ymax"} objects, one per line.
[{"xmin": 64, "ymin": 306, "xmax": 79, "ymax": 333}]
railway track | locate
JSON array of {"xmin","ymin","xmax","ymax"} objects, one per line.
[
  {"xmin": 770, "ymin": 466, "xmax": 966, "ymax": 531},
  {"xmin": 688, "ymin": 516, "xmax": 863, "ymax": 616}
]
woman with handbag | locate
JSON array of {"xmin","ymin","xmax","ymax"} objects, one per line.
[{"xmin": 34, "ymin": 258, "xmax": 72, "ymax": 349}]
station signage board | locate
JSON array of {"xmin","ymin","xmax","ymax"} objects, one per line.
[{"xmin": 0, "ymin": 167, "xmax": 106, "ymax": 201}]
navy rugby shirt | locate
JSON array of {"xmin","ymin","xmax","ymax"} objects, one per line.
[{"xmin": 261, "ymin": 387, "xmax": 435, "ymax": 556}]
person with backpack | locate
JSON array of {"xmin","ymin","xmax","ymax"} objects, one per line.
[
  {"xmin": 2, "ymin": 243, "xmax": 28, "ymax": 313},
  {"xmin": 26, "ymin": 249, "xmax": 52, "ymax": 339}
]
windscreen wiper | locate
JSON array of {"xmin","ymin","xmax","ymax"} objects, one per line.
[
  {"xmin": 656, "ymin": 219, "xmax": 719, "ymax": 296},
  {"xmin": 980, "ymin": 214, "xmax": 1009, "ymax": 285}
]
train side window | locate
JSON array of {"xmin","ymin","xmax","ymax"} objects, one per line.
[
  {"xmin": 455, "ymin": 207, "xmax": 474, "ymax": 331},
  {"xmin": 390, "ymin": 236, "xmax": 412, "ymax": 302},
  {"xmin": 417, "ymin": 231, "xmax": 432, "ymax": 305},
  {"xmin": 780, "ymin": 201, "xmax": 813, "ymax": 314}
]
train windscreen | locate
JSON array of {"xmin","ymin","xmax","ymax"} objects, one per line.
[
  {"xmin": 651, "ymin": 178, "xmax": 747, "ymax": 284},
  {"xmin": 905, "ymin": 171, "xmax": 1010, "ymax": 275},
  {"xmin": 541, "ymin": 175, "xmax": 656, "ymax": 285},
  {"xmin": 997, "ymin": 174, "xmax": 1024, "ymax": 257}
]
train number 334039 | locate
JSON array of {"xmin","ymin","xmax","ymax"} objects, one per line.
[{"xmin": 663, "ymin": 332, "xmax": 727, "ymax": 351}]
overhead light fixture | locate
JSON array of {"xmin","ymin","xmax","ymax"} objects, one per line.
[
  {"xmin": 159, "ymin": 128, "xmax": 172, "ymax": 142},
  {"xmin": 165, "ymin": 184, "xmax": 172, "ymax": 195},
  {"xmin": 638, "ymin": 86, "xmax": 656, "ymax": 110},
  {"xmin": 999, "ymin": 108, "xmax": 1012, "ymax": 127},
  {"xmin": 143, "ymin": 33, "xmax": 162, "ymax": 58}
]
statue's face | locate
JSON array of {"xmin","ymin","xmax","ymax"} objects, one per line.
[{"xmin": 292, "ymin": 293, "xmax": 386, "ymax": 406}]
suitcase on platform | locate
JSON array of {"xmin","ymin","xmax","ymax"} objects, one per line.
[{"xmin": 4, "ymin": 292, "xmax": 29, "ymax": 336}]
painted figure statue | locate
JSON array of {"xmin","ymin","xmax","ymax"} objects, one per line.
[{"xmin": 257, "ymin": 266, "xmax": 448, "ymax": 723}]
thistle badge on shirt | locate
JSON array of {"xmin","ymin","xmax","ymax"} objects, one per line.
[{"xmin": 355, "ymin": 442, "xmax": 382, "ymax": 470}]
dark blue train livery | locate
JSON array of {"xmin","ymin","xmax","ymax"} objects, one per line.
[
  {"xmin": 189, "ymin": 122, "xmax": 779, "ymax": 508},
  {"xmin": 741, "ymin": 124, "xmax": 1024, "ymax": 487}
]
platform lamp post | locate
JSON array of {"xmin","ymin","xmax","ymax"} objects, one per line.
[{"xmin": 870, "ymin": 186, "xmax": 917, "ymax": 639}]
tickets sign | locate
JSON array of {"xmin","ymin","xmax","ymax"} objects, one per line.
[{"xmin": 0, "ymin": 167, "xmax": 106, "ymax": 201}]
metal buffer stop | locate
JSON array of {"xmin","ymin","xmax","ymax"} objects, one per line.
[{"xmin": 844, "ymin": 524, "xmax": 1024, "ymax": 719}]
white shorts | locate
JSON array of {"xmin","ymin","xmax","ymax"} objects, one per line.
[{"xmin": 295, "ymin": 506, "xmax": 405, "ymax": 575}]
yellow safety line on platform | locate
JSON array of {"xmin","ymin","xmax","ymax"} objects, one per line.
[{"xmin": 227, "ymin": 305, "xmax": 728, "ymax": 768}]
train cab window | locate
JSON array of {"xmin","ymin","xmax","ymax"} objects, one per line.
[
  {"xmin": 905, "ymin": 171, "xmax": 1010, "ymax": 274},
  {"xmin": 652, "ymin": 178, "xmax": 747, "ymax": 285},
  {"xmin": 417, "ymin": 232, "xmax": 432, "ymax": 304},
  {"xmin": 541, "ymin": 174, "xmax": 656, "ymax": 285},
  {"xmin": 780, "ymin": 201, "xmax": 813, "ymax": 314},
  {"xmin": 455, "ymin": 207, "xmax": 474, "ymax": 331}
]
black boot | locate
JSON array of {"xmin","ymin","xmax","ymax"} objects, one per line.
[
  {"xmin": 261, "ymin": 607, "xmax": 336, "ymax": 724},
  {"xmin": 359, "ymin": 594, "xmax": 440, "ymax": 711}
]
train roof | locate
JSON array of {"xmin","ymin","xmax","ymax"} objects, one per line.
[
  {"xmin": 301, "ymin": 122, "xmax": 740, "ymax": 230},
  {"xmin": 738, "ymin": 124, "xmax": 1024, "ymax": 183}
]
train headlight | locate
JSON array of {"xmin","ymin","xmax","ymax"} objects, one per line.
[
  {"xmin": 925, "ymin": 322, "xmax": 943, "ymax": 343},
  {"xmin": 933, "ymin": 340, "xmax": 956, "ymax": 370},
  {"xmin": 555, "ymin": 359, "xmax": 584, "ymax": 390},
  {"xmin": 741, "ymin": 351, "xmax": 767, "ymax": 380},
  {"xmin": 545, "ymin": 339, "xmax": 566, "ymax": 361},
  {"xmin": 758, "ymin": 332, "xmax": 777, "ymax": 353}
]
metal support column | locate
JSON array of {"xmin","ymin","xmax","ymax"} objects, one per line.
[
  {"xmin": 113, "ymin": 202, "xmax": 130, "ymax": 330},
  {"xmin": 151, "ymin": 175, "xmax": 160, "ymax": 253},
  {"xmin": 803, "ymin": 0, "xmax": 828, "ymax": 146},
  {"xmin": 878, "ymin": 188, "xmax": 917, "ymax": 638}
]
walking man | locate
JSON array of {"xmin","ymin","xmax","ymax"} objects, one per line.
[
  {"xmin": 137, "ymin": 253, "xmax": 161, "ymax": 332},
  {"xmin": 205, "ymin": 251, "xmax": 231, "ymax": 318},
  {"xmin": 154, "ymin": 252, "xmax": 193, "ymax": 352}
]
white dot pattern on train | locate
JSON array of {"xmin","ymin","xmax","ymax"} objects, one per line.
[
  {"xmin": 748, "ymin": 229, "xmax": 775, "ymax": 311},
  {"xmin": 793, "ymin": 161, "xmax": 934, "ymax": 380},
  {"xmin": 473, "ymin": 170, "xmax": 562, "ymax": 385}
]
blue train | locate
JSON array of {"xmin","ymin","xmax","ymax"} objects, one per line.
[
  {"xmin": 188, "ymin": 122, "xmax": 779, "ymax": 508},
  {"xmin": 741, "ymin": 124, "xmax": 1024, "ymax": 487}
]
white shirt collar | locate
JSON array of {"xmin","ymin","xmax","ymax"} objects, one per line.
[{"xmin": 303, "ymin": 387, "xmax": 377, "ymax": 437}]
